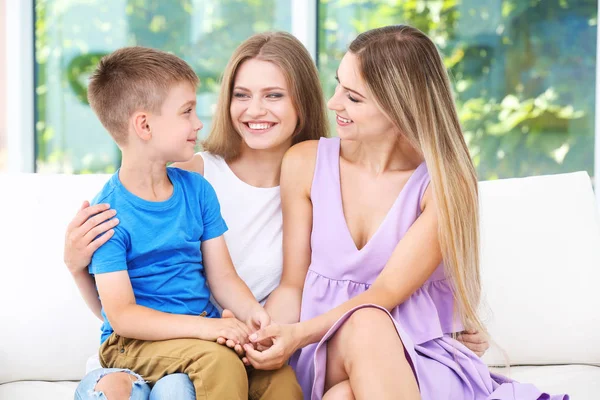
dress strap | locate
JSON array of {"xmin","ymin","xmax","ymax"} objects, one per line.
[{"xmin": 310, "ymin": 137, "xmax": 341, "ymax": 205}]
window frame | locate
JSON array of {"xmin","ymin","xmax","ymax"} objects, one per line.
[{"xmin": 4, "ymin": 0, "xmax": 34, "ymax": 173}]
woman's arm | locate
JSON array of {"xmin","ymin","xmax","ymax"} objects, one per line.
[
  {"xmin": 245, "ymin": 183, "xmax": 444, "ymax": 369},
  {"xmin": 203, "ymin": 235, "xmax": 270, "ymax": 330},
  {"xmin": 72, "ymin": 270, "xmax": 103, "ymax": 320},
  {"xmin": 295, "ymin": 187, "xmax": 441, "ymax": 347},
  {"xmin": 95, "ymin": 270, "xmax": 251, "ymax": 343},
  {"xmin": 263, "ymin": 141, "xmax": 319, "ymax": 324},
  {"xmin": 64, "ymin": 201, "xmax": 119, "ymax": 321}
]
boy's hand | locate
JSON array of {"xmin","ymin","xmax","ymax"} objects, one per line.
[
  {"xmin": 216, "ymin": 308, "xmax": 272, "ymax": 366},
  {"xmin": 217, "ymin": 309, "xmax": 248, "ymax": 357},
  {"xmin": 199, "ymin": 312, "xmax": 251, "ymax": 348}
]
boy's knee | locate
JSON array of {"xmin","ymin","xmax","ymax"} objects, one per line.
[
  {"xmin": 94, "ymin": 371, "xmax": 141, "ymax": 400},
  {"xmin": 249, "ymin": 365, "xmax": 302, "ymax": 400},
  {"xmin": 199, "ymin": 342, "xmax": 247, "ymax": 380}
]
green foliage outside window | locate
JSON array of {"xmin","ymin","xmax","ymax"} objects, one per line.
[
  {"xmin": 318, "ymin": 0, "xmax": 597, "ymax": 180},
  {"xmin": 35, "ymin": 0, "xmax": 290, "ymax": 173},
  {"xmin": 35, "ymin": 0, "xmax": 596, "ymax": 181}
]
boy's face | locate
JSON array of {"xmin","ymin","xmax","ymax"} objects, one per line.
[{"xmin": 147, "ymin": 82, "xmax": 203, "ymax": 163}]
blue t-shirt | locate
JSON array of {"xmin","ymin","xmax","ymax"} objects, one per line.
[{"xmin": 89, "ymin": 167, "xmax": 227, "ymax": 344}]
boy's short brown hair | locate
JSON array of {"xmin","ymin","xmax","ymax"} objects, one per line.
[{"xmin": 88, "ymin": 46, "xmax": 199, "ymax": 145}]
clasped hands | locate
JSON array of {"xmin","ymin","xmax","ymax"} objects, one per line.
[{"xmin": 215, "ymin": 309, "xmax": 300, "ymax": 370}]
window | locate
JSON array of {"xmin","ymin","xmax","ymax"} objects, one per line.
[
  {"xmin": 18, "ymin": 0, "xmax": 598, "ymax": 186},
  {"xmin": 318, "ymin": 0, "xmax": 597, "ymax": 181},
  {"xmin": 34, "ymin": 0, "xmax": 292, "ymax": 173},
  {"xmin": 0, "ymin": 0, "xmax": 6, "ymax": 172}
]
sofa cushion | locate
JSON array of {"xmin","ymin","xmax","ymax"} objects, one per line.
[
  {"xmin": 0, "ymin": 381, "xmax": 78, "ymax": 400},
  {"xmin": 479, "ymin": 171, "xmax": 600, "ymax": 366},
  {"xmin": 1, "ymin": 366, "xmax": 597, "ymax": 400},
  {"xmin": 0, "ymin": 173, "xmax": 110, "ymax": 384},
  {"xmin": 0, "ymin": 171, "xmax": 598, "ymax": 385},
  {"xmin": 491, "ymin": 365, "xmax": 600, "ymax": 399}
]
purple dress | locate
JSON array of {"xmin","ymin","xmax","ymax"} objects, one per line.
[{"xmin": 289, "ymin": 138, "xmax": 568, "ymax": 400}]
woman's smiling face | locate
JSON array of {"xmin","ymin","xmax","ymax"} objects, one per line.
[
  {"xmin": 230, "ymin": 58, "xmax": 298, "ymax": 152},
  {"xmin": 327, "ymin": 52, "xmax": 397, "ymax": 141}
]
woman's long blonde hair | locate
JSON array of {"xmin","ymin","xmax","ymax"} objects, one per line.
[
  {"xmin": 350, "ymin": 25, "xmax": 483, "ymax": 333},
  {"xmin": 204, "ymin": 32, "xmax": 329, "ymax": 160}
]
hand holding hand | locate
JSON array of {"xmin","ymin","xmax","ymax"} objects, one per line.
[
  {"xmin": 243, "ymin": 323, "xmax": 301, "ymax": 370},
  {"xmin": 200, "ymin": 310, "xmax": 251, "ymax": 351}
]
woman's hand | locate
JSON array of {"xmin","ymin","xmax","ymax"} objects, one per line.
[
  {"xmin": 245, "ymin": 306, "xmax": 271, "ymax": 332},
  {"xmin": 243, "ymin": 323, "xmax": 302, "ymax": 370},
  {"xmin": 64, "ymin": 201, "xmax": 119, "ymax": 274},
  {"xmin": 457, "ymin": 330, "xmax": 490, "ymax": 357},
  {"xmin": 217, "ymin": 307, "xmax": 273, "ymax": 366}
]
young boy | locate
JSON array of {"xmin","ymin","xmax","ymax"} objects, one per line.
[{"xmin": 85, "ymin": 46, "xmax": 293, "ymax": 399}]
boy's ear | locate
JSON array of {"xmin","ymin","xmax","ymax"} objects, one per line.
[{"xmin": 132, "ymin": 111, "xmax": 152, "ymax": 141}]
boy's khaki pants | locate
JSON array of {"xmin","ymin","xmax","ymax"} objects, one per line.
[{"xmin": 99, "ymin": 333, "xmax": 302, "ymax": 400}]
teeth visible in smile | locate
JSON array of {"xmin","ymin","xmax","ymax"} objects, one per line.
[
  {"xmin": 248, "ymin": 123, "xmax": 271, "ymax": 130},
  {"xmin": 337, "ymin": 115, "xmax": 352, "ymax": 123}
]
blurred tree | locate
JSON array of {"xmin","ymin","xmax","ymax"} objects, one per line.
[
  {"xmin": 34, "ymin": 0, "xmax": 597, "ymax": 179},
  {"xmin": 35, "ymin": 0, "xmax": 289, "ymax": 173},
  {"xmin": 318, "ymin": 0, "xmax": 596, "ymax": 180}
]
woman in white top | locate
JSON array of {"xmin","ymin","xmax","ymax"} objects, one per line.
[{"xmin": 64, "ymin": 32, "xmax": 489, "ymax": 400}]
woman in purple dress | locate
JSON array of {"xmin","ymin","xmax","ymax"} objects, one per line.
[{"xmin": 244, "ymin": 25, "xmax": 568, "ymax": 400}]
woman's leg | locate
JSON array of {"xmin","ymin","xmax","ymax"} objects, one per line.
[
  {"xmin": 74, "ymin": 368, "xmax": 150, "ymax": 400},
  {"xmin": 324, "ymin": 308, "xmax": 420, "ymax": 400},
  {"xmin": 150, "ymin": 373, "xmax": 196, "ymax": 400},
  {"xmin": 322, "ymin": 380, "xmax": 354, "ymax": 400}
]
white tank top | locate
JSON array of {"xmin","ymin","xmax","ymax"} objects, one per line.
[{"xmin": 200, "ymin": 151, "xmax": 283, "ymax": 306}]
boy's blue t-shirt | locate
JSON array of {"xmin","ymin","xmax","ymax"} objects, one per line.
[{"xmin": 89, "ymin": 167, "xmax": 227, "ymax": 344}]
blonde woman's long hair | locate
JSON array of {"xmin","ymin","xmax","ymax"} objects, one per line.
[
  {"xmin": 204, "ymin": 32, "xmax": 329, "ymax": 160},
  {"xmin": 350, "ymin": 25, "xmax": 483, "ymax": 333}
]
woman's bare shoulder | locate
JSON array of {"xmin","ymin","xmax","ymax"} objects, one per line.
[
  {"xmin": 281, "ymin": 140, "xmax": 320, "ymax": 188},
  {"xmin": 171, "ymin": 153, "xmax": 205, "ymax": 175},
  {"xmin": 284, "ymin": 140, "xmax": 319, "ymax": 165}
]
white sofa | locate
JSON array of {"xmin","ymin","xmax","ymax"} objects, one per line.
[{"xmin": 0, "ymin": 171, "xmax": 599, "ymax": 399}]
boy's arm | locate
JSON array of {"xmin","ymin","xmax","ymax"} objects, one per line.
[
  {"xmin": 202, "ymin": 236, "xmax": 268, "ymax": 328},
  {"xmin": 95, "ymin": 270, "xmax": 250, "ymax": 342},
  {"xmin": 92, "ymin": 221, "xmax": 250, "ymax": 343},
  {"xmin": 65, "ymin": 200, "xmax": 118, "ymax": 321}
]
